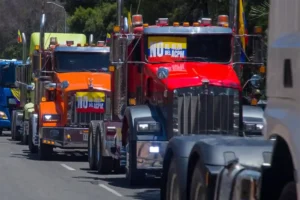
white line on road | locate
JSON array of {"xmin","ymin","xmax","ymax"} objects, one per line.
[
  {"xmin": 60, "ymin": 163, "xmax": 76, "ymax": 171},
  {"xmin": 99, "ymin": 184, "xmax": 123, "ymax": 197}
]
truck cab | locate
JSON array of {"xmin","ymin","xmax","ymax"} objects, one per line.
[
  {"xmin": 261, "ymin": 0, "xmax": 300, "ymax": 199},
  {"xmin": 0, "ymin": 60, "xmax": 22, "ymax": 135}
]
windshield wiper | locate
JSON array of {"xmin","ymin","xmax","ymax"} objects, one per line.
[{"xmin": 176, "ymin": 57, "xmax": 209, "ymax": 62}]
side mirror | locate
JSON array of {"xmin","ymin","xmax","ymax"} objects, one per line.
[
  {"xmin": 157, "ymin": 67, "xmax": 169, "ymax": 79},
  {"xmin": 26, "ymin": 84, "xmax": 35, "ymax": 91},
  {"xmin": 249, "ymin": 74, "xmax": 262, "ymax": 89}
]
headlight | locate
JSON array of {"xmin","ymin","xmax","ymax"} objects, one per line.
[
  {"xmin": 0, "ymin": 111, "xmax": 8, "ymax": 119},
  {"xmin": 137, "ymin": 122, "xmax": 161, "ymax": 132},
  {"xmin": 244, "ymin": 123, "xmax": 264, "ymax": 131},
  {"xmin": 43, "ymin": 114, "xmax": 61, "ymax": 122}
]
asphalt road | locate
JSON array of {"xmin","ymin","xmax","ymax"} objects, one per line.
[{"xmin": 0, "ymin": 132, "xmax": 160, "ymax": 200}]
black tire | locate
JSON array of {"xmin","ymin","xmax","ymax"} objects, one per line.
[
  {"xmin": 189, "ymin": 160, "xmax": 206, "ymax": 200},
  {"xmin": 279, "ymin": 182, "xmax": 297, "ymax": 200},
  {"xmin": 125, "ymin": 129, "xmax": 145, "ymax": 185},
  {"xmin": 0, "ymin": 129, "xmax": 3, "ymax": 136},
  {"xmin": 15, "ymin": 126, "xmax": 21, "ymax": 141},
  {"xmin": 88, "ymin": 121, "xmax": 98, "ymax": 170},
  {"xmin": 96, "ymin": 122, "xmax": 112, "ymax": 174},
  {"xmin": 166, "ymin": 158, "xmax": 180, "ymax": 200},
  {"xmin": 28, "ymin": 119, "xmax": 38, "ymax": 153},
  {"xmin": 38, "ymin": 139, "xmax": 53, "ymax": 160}
]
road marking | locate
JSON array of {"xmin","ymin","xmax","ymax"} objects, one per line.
[
  {"xmin": 99, "ymin": 184, "xmax": 123, "ymax": 197},
  {"xmin": 60, "ymin": 163, "xmax": 76, "ymax": 171}
]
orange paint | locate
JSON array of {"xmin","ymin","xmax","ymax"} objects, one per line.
[
  {"xmin": 39, "ymin": 101, "xmax": 64, "ymax": 127},
  {"xmin": 55, "ymin": 72, "xmax": 111, "ymax": 92},
  {"xmin": 39, "ymin": 71, "xmax": 111, "ymax": 127}
]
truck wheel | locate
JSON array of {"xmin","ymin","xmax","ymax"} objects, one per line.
[
  {"xmin": 95, "ymin": 124, "xmax": 112, "ymax": 174},
  {"xmin": 0, "ymin": 129, "xmax": 3, "ymax": 136},
  {"xmin": 88, "ymin": 121, "xmax": 98, "ymax": 170},
  {"xmin": 28, "ymin": 120, "xmax": 37, "ymax": 153},
  {"xmin": 38, "ymin": 139, "xmax": 53, "ymax": 160},
  {"xmin": 189, "ymin": 160, "xmax": 206, "ymax": 200},
  {"xmin": 166, "ymin": 158, "xmax": 180, "ymax": 200},
  {"xmin": 15, "ymin": 126, "xmax": 21, "ymax": 141},
  {"xmin": 279, "ymin": 182, "xmax": 297, "ymax": 200}
]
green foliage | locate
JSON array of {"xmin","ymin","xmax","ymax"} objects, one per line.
[{"xmin": 0, "ymin": 44, "xmax": 22, "ymax": 59}]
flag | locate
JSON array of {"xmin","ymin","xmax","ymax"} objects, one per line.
[
  {"xmin": 128, "ymin": 11, "xmax": 132, "ymax": 32},
  {"xmin": 17, "ymin": 30, "xmax": 22, "ymax": 43},
  {"xmin": 105, "ymin": 33, "xmax": 111, "ymax": 45},
  {"xmin": 238, "ymin": 0, "xmax": 247, "ymax": 62}
]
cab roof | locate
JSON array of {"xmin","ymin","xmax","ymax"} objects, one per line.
[
  {"xmin": 30, "ymin": 33, "xmax": 86, "ymax": 55},
  {"xmin": 54, "ymin": 46, "xmax": 110, "ymax": 53}
]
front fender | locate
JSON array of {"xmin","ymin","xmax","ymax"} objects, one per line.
[
  {"xmin": 162, "ymin": 135, "xmax": 202, "ymax": 200},
  {"xmin": 39, "ymin": 101, "xmax": 63, "ymax": 127},
  {"xmin": 123, "ymin": 105, "xmax": 166, "ymax": 141}
]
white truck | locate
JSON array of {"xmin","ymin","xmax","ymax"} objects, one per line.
[
  {"xmin": 215, "ymin": 0, "xmax": 299, "ymax": 199},
  {"xmin": 161, "ymin": 0, "xmax": 299, "ymax": 200}
]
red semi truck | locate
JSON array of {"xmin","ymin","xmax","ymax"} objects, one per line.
[{"xmin": 87, "ymin": 0, "xmax": 268, "ymax": 186}]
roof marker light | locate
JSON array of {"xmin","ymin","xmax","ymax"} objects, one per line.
[
  {"xmin": 113, "ymin": 25, "xmax": 120, "ymax": 33},
  {"xmin": 157, "ymin": 18, "xmax": 169, "ymax": 26},
  {"xmin": 254, "ymin": 26, "xmax": 263, "ymax": 34},
  {"xmin": 143, "ymin": 23, "xmax": 149, "ymax": 28},
  {"xmin": 201, "ymin": 18, "xmax": 212, "ymax": 26},
  {"xmin": 77, "ymin": 43, "xmax": 81, "ymax": 47},
  {"xmin": 66, "ymin": 41, "xmax": 74, "ymax": 46},
  {"xmin": 183, "ymin": 22, "xmax": 189, "ymax": 27},
  {"xmin": 50, "ymin": 37, "xmax": 57, "ymax": 45},
  {"xmin": 173, "ymin": 22, "xmax": 179, "ymax": 27},
  {"xmin": 217, "ymin": 15, "xmax": 229, "ymax": 26},
  {"xmin": 193, "ymin": 22, "xmax": 200, "ymax": 27},
  {"xmin": 132, "ymin": 14, "xmax": 143, "ymax": 27},
  {"xmin": 97, "ymin": 41, "xmax": 105, "ymax": 47}
]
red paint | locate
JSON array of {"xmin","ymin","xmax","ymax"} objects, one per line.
[{"xmin": 145, "ymin": 62, "xmax": 241, "ymax": 90}]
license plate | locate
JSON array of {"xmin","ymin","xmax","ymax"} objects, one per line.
[{"xmin": 83, "ymin": 133, "xmax": 88, "ymax": 141}]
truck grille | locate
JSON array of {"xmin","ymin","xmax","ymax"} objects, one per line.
[
  {"xmin": 67, "ymin": 93, "xmax": 106, "ymax": 126},
  {"xmin": 173, "ymin": 86, "xmax": 240, "ymax": 134}
]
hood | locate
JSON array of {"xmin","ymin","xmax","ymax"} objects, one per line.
[
  {"xmin": 56, "ymin": 72, "xmax": 111, "ymax": 92},
  {"xmin": 147, "ymin": 62, "xmax": 240, "ymax": 90}
]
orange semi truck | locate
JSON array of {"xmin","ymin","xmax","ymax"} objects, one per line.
[{"xmin": 17, "ymin": 13, "xmax": 111, "ymax": 160}]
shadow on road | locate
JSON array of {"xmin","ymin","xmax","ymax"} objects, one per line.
[
  {"xmin": 126, "ymin": 190, "xmax": 160, "ymax": 200},
  {"xmin": 78, "ymin": 167, "xmax": 161, "ymax": 188},
  {"xmin": 73, "ymin": 170, "xmax": 161, "ymax": 200},
  {"xmin": 10, "ymin": 149, "xmax": 88, "ymax": 162}
]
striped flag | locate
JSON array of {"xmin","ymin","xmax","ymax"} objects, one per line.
[
  {"xmin": 239, "ymin": 0, "xmax": 247, "ymax": 62},
  {"xmin": 17, "ymin": 30, "xmax": 22, "ymax": 43}
]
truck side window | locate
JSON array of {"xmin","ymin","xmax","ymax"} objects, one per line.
[{"xmin": 132, "ymin": 39, "xmax": 141, "ymax": 61}]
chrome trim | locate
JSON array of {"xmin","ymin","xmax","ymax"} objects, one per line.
[{"xmin": 135, "ymin": 141, "xmax": 168, "ymax": 169}]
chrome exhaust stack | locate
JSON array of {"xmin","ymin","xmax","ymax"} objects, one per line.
[
  {"xmin": 89, "ymin": 34, "xmax": 94, "ymax": 45},
  {"xmin": 21, "ymin": 33, "xmax": 27, "ymax": 64},
  {"xmin": 39, "ymin": 13, "xmax": 46, "ymax": 52}
]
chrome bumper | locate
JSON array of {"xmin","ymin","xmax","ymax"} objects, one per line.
[
  {"xmin": 40, "ymin": 127, "xmax": 88, "ymax": 148},
  {"xmin": 136, "ymin": 141, "xmax": 168, "ymax": 170}
]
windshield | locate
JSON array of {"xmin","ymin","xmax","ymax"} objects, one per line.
[
  {"xmin": 145, "ymin": 34, "xmax": 232, "ymax": 63},
  {"xmin": 55, "ymin": 52, "xmax": 110, "ymax": 72}
]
